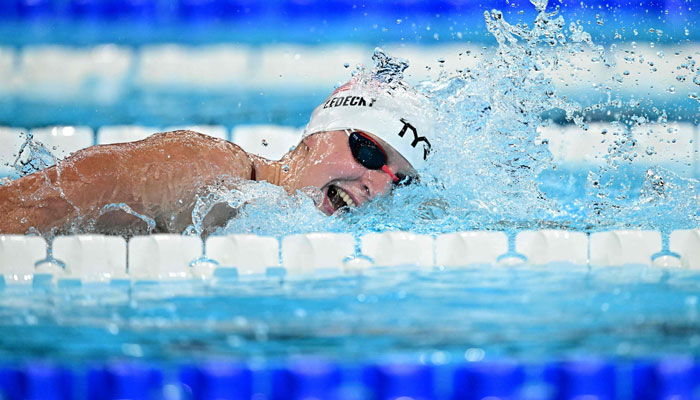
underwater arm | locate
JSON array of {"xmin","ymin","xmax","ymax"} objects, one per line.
[{"xmin": 0, "ymin": 130, "xmax": 254, "ymax": 235}]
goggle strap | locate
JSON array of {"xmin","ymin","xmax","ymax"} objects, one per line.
[{"xmin": 381, "ymin": 165, "xmax": 400, "ymax": 183}]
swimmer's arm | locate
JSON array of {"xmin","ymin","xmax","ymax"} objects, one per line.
[{"xmin": 0, "ymin": 130, "xmax": 254, "ymax": 235}]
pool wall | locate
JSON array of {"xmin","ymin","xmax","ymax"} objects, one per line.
[{"xmin": 1, "ymin": 229, "xmax": 699, "ymax": 284}]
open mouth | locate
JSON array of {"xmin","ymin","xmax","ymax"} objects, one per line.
[{"xmin": 327, "ymin": 184, "xmax": 356, "ymax": 213}]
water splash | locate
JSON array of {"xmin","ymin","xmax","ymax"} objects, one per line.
[
  {"xmin": 127, "ymin": 0, "xmax": 700, "ymax": 236},
  {"xmin": 3, "ymin": 0, "xmax": 699, "ymax": 238},
  {"xmin": 99, "ymin": 203, "xmax": 157, "ymax": 233},
  {"xmin": 9, "ymin": 131, "xmax": 59, "ymax": 177}
]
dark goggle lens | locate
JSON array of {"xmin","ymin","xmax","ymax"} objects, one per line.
[{"xmin": 349, "ymin": 131, "xmax": 387, "ymax": 170}]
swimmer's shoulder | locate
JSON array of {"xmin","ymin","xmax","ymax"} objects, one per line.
[
  {"xmin": 93, "ymin": 130, "xmax": 253, "ymax": 179},
  {"xmin": 165, "ymin": 129, "xmax": 254, "ymax": 177},
  {"xmin": 150, "ymin": 129, "xmax": 246, "ymax": 152}
]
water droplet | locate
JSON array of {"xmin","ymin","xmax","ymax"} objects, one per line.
[
  {"xmin": 396, "ymin": 19, "xmax": 402, "ymax": 24},
  {"xmin": 282, "ymin": 164, "xmax": 290, "ymax": 173},
  {"xmin": 261, "ymin": 139, "xmax": 268, "ymax": 147},
  {"xmin": 343, "ymin": 62, "xmax": 350, "ymax": 68},
  {"xmin": 667, "ymin": 86, "xmax": 676, "ymax": 94}
]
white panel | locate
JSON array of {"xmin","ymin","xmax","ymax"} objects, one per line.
[
  {"xmin": 631, "ymin": 123, "xmax": 695, "ymax": 174},
  {"xmin": 589, "ymin": 230, "xmax": 662, "ymax": 267},
  {"xmin": 361, "ymin": 232, "xmax": 433, "ymax": 268},
  {"xmin": 18, "ymin": 45, "xmax": 132, "ymax": 102},
  {"xmin": 435, "ymin": 231, "xmax": 508, "ymax": 267},
  {"xmin": 542, "ymin": 123, "xmax": 622, "ymax": 165},
  {"xmin": 231, "ymin": 125, "xmax": 302, "ymax": 161},
  {"xmin": 164, "ymin": 125, "xmax": 229, "ymax": 140},
  {"xmin": 206, "ymin": 234, "xmax": 279, "ymax": 275},
  {"xmin": 138, "ymin": 44, "xmax": 250, "ymax": 88},
  {"xmin": 97, "ymin": 126, "xmax": 157, "ymax": 145},
  {"xmin": 0, "ymin": 235, "xmax": 47, "ymax": 284},
  {"xmin": 128, "ymin": 234, "xmax": 202, "ymax": 280},
  {"xmin": 30, "ymin": 126, "xmax": 94, "ymax": 159},
  {"xmin": 281, "ymin": 233, "xmax": 355, "ymax": 274},
  {"xmin": 0, "ymin": 47, "xmax": 16, "ymax": 93},
  {"xmin": 0, "ymin": 127, "xmax": 28, "ymax": 177},
  {"xmin": 670, "ymin": 230, "xmax": 700, "ymax": 269},
  {"xmin": 254, "ymin": 44, "xmax": 369, "ymax": 88},
  {"xmin": 516, "ymin": 230, "xmax": 588, "ymax": 265},
  {"xmin": 52, "ymin": 235, "xmax": 127, "ymax": 282}
]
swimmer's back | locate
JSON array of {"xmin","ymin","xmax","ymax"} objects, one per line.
[{"xmin": 0, "ymin": 130, "xmax": 255, "ymax": 235}]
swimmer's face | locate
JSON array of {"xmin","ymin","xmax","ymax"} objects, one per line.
[{"xmin": 299, "ymin": 130, "xmax": 416, "ymax": 215}]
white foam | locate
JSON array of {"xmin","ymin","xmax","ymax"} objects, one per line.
[
  {"xmin": 29, "ymin": 126, "xmax": 94, "ymax": 159},
  {"xmin": 230, "ymin": 125, "xmax": 302, "ymax": 160},
  {"xmin": 589, "ymin": 230, "xmax": 662, "ymax": 267},
  {"xmin": 281, "ymin": 233, "xmax": 355, "ymax": 274},
  {"xmin": 52, "ymin": 235, "xmax": 127, "ymax": 282},
  {"xmin": 128, "ymin": 234, "xmax": 202, "ymax": 280},
  {"xmin": 361, "ymin": 232, "xmax": 434, "ymax": 268},
  {"xmin": 206, "ymin": 234, "xmax": 279, "ymax": 275},
  {"xmin": 0, "ymin": 235, "xmax": 47, "ymax": 284},
  {"xmin": 97, "ymin": 125, "xmax": 158, "ymax": 145},
  {"xmin": 516, "ymin": 230, "xmax": 588, "ymax": 265},
  {"xmin": 670, "ymin": 230, "xmax": 700, "ymax": 269},
  {"xmin": 435, "ymin": 231, "xmax": 508, "ymax": 267}
]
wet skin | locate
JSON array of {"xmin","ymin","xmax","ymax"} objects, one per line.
[{"xmin": 0, "ymin": 129, "xmax": 415, "ymax": 236}]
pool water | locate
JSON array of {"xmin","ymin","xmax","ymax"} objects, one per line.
[{"xmin": 1, "ymin": 264, "xmax": 699, "ymax": 362}]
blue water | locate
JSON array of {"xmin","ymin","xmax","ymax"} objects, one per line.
[{"xmin": 1, "ymin": 264, "xmax": 700, "ymax": 362}]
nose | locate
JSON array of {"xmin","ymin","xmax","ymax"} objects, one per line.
[{"xmin": 361, "ymin": 168, "xmax": 394, "ymax": 199}]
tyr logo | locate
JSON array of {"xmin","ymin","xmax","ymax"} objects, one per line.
[{"xmin": 398, "ymin": 118, "xmax": 431, "ymax": 160}]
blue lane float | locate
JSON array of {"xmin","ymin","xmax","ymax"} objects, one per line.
[{"xmin": 1, "ymin": 359, "xmax": 699, "ymax": 400}]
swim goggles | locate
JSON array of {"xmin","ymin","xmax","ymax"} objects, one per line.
[{"xmin": 345, "ymin": 129, "xmax": 414, "ymax": 186}]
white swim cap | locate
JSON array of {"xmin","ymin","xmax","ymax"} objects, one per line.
[{"xmin": 303, "ymin": 78, "xmax": 434, "ymax": 170}]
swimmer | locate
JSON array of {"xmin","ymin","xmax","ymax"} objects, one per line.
[{"xmin": 0, "ymin": 79, "xmax": 433, "ymax": 236}]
